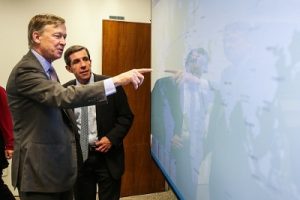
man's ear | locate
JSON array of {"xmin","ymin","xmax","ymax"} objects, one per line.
[
  {"xmin": 32, "ymin": 31, "xmax": 41, "ymax": 44},
  {"xmin": 65, "ymin": 65, "xmax": 72, "ymax": 73}
]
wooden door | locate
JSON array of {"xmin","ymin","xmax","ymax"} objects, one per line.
[{"xmin": 102, "ymin": 20, "xmax": 165, "ymax": 197}]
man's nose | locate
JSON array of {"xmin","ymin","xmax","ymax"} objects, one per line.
[
  {"xmin": 80, "ymin": 60, "xmax": 86, "ymax": 67},
  {"xmin": 60, "ymin": 37, "xmax": 66, "ymax": 46}
]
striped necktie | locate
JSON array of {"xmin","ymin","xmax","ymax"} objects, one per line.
[{"xmin": 80, "ymin": 106, "xmax": 89, "ymax": 161}]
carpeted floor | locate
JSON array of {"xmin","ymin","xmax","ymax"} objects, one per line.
[{"xmin": 120, "ymin": 190, "xmax": 178, "ymax": 200}]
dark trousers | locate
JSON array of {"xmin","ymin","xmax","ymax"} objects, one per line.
[
  {"xmin": 74, "ymin": 151, "xmax": 121, "ymax": 200},
  {"xmin": 19, "ymin": 190, "xmax": 73, "ymax": 200},
  {"xmin": 0, "ymin": 169, "xmax": 15, "ymax": 200}
]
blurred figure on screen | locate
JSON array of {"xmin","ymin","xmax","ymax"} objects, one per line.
[
  {"xmin": 205, "ymin": 22, "xmax": 279, "ymax": 200},
  {"xmin": 152, "ymin": 48, "xmax": 213, "ymax": 200}
]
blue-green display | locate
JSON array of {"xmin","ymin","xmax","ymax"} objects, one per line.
[{"xmin": 151, "ymin": 0, "xmax": 300, "ymax": 200}]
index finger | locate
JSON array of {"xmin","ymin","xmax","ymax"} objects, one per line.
[{"xmin": 136, "ymin": 68, "xmax": 152, "ymax": 73}]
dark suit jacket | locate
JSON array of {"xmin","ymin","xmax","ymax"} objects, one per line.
[
  {"xmin": 6, "ymin": 51, "xmax": 109, "ymax": 193},
  {"xmin": 64, "ymin": 74, "xmax": 134, "ymax": 179}
]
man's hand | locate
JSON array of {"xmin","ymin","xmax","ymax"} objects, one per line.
[
  {"xmin": 5, "ymin": 149, "xmax": 13, "ymax": 159},
  {"xmin": 95, "ymin": 136, "xmax": 112, "ymax": 153},
  {"xmin": 112, "ymin": 68, "xmax": 152, "ymax": 89}
]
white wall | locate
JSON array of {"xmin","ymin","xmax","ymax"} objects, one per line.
[{"xmin": 0, "ymin": 0, "xmax": 151, "ymax": 87}]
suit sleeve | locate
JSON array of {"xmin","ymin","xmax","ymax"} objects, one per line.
[{"xmin": 13, "ymin": 63, "xmax": 107, "ymax": 108}]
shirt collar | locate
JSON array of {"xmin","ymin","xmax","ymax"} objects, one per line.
[{"xmin": 31, "ymin": 49, "xmax": 52, "ymax": 74}]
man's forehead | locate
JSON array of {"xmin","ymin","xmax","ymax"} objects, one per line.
[
  {"xmin": 43, "ymin": 23, "xmax": 66, "ymax": 31},
  {"xmin": 72, "ymin": 50, "xmax": 88, "ymax": 56},
  {"xmin": 70, "ymin": 51, "xmax": 89, "ymax": 61}
]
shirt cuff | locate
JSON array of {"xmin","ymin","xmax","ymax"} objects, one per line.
[{"xmin": 104, "ymin": 78, "xmax": 116, "ymax": 96}]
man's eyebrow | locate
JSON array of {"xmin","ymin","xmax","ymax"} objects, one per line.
[
  {"xmin": 71, "ymin": 56, "xmax": 89, "ymax": 64},
  {"xmin": 71, "ymin": 58, "xmax": 80, "ymax": 63}
]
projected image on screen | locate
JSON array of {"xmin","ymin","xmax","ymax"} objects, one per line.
[
  {"xmin": 152, "ymin": 47, "xmax": 212, "ymax": 199},
  {"xmin": 151, "ymin": 0, "xmax": 300, "ymax": 200}
]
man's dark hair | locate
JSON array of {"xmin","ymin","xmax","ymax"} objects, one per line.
[{"xmin": 64, "ymin": 45, "xmax": 91, "ymax": 66}]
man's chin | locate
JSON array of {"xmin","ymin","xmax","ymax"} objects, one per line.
[
  {"xmin": 51, "ymin": 55, "xmax": 62, "ymax": 61},
  {"xmin": 55, "ymin": 51, "xmax": 63, "ymax": 58},
  {"xmin": 78, "ymin": 77, "xmax": 90, "ymax": 84},
  {"xmin": 57, "ymin": 54, "xmax": 63, "ymax": 58}
]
